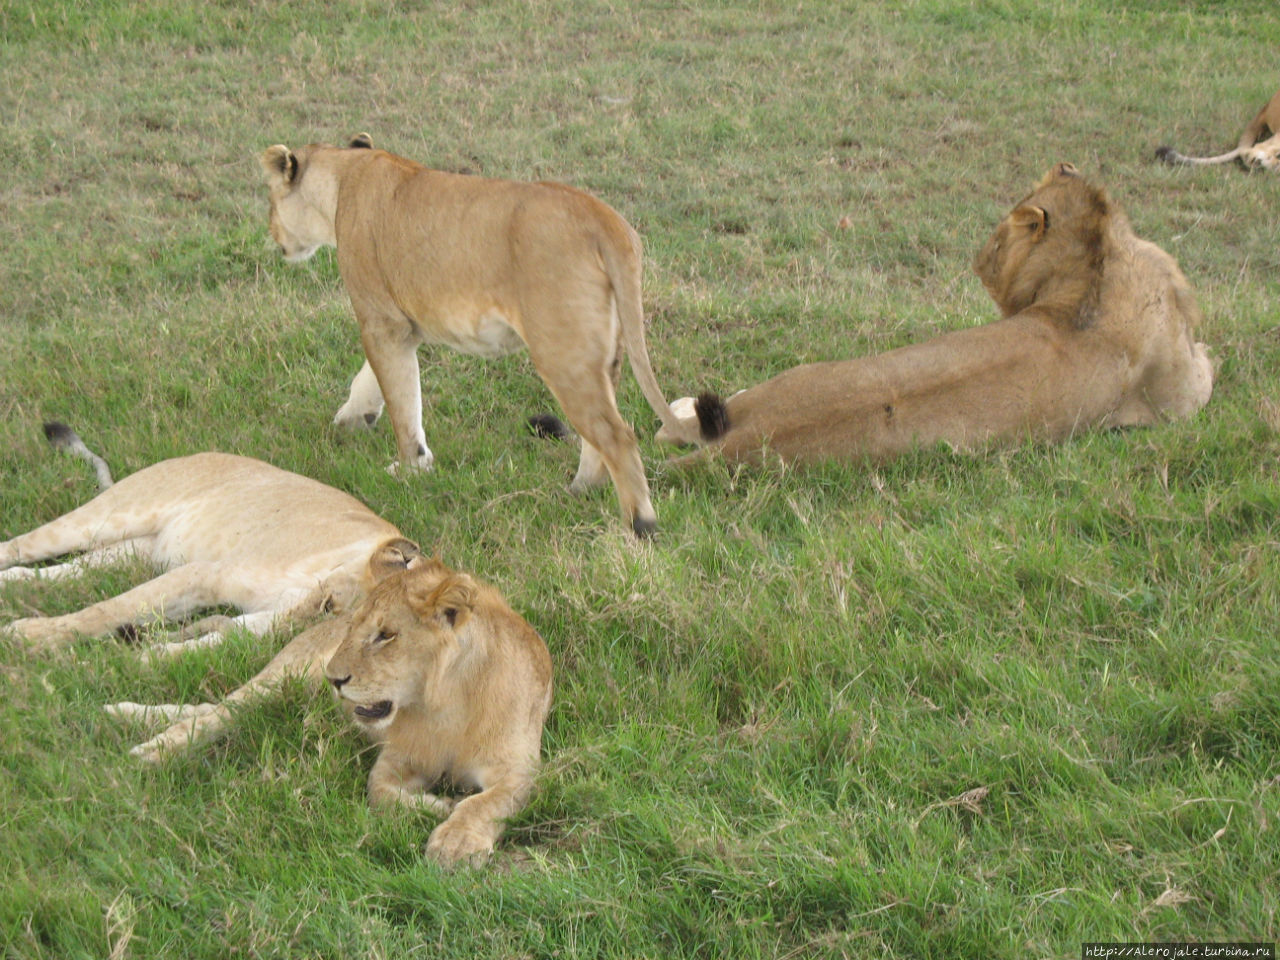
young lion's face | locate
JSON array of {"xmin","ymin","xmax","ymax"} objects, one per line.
[{"xmin": 323, "ymin": 561, "xmax": 478, "ymax": 733}]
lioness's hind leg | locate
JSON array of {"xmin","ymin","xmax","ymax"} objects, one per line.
[
  {"xmin": 6, "ymin": 561, "xmax": 230, "ymax": 650},
  {"xmin": 568, "ymin": 406, "xmax": 655, "ymax": 536},
  {"xmin": 334, "ymin": 359, "xmax": 386, "ymax": 430},
  {"xmin": 540, "ymin": 370, "xmax": 656, "ymax": 535},
  {"xmin": 0, "ymin": 490, "xmax": 161, "ymax": 570},
  {"xmin": 0, "ymin": 539, "xmax": 151, "ymax": 583}
]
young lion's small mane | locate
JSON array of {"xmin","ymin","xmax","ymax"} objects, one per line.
[{"xmin": 977, "ymin": 165, "xmax": 1113, "ymax": 331}]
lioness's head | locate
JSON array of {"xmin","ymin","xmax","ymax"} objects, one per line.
[
  {"xmin": 260, "ymin": 134, "xmax": 374, "ymax": 262},
  {"xmin": 973, "ymin": 162, "xmax": 1111, "ymax": 323},
  {"xmin": 324, "ymin": 556, "xmax": 479, "ymax": 733}
]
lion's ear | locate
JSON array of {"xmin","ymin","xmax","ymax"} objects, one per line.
[
  {"xmin": 367, "ymin": 537, "xmax": 423, "ymax": 583},
  {"xmin": 409, "ymin": 574, "xmax": 478, "ymax": 630},
  {"xmin": 1010, "ymin": 205, "xmax": 1049, "ymax": 241},
  {"xmin": 261, "ymin": 144, "xmax": 298, "ymax": 185},
  {"xmin": 349, "ymin": 133, "xmax": 373, "ymax": 149}
]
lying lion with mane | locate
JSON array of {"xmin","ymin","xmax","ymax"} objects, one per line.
[{"xmin": 655, "ymin": 163, "xmax": 1213, "ymax": 465}]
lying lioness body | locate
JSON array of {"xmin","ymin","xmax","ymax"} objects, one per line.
[
  {"xmin": 658, "ymin": 164, "xmax": 1213, "ymax": 464},
  {"xmin": 112, "ymin": 553, "xmax": 553, "ymax": 868},
  {"xmin": 261, "ymin": 134, "xmax": 698, "ymax": 536},
  {"xmin": 1156, "ymin": 88, "xmax": 1280, "ymax": 172},
  {"xmin": 1, "ymin": 424, "xmax": 407, "ymax": 652}
]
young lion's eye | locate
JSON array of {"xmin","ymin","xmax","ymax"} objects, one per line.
[{"xmin": 373, "ymin": 629, "xmax": 396, "ymax": 644}]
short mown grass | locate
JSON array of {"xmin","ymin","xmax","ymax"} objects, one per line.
[{"xmin": 1, "ymin": 2, "xmax": 1278, "ymax": 957}]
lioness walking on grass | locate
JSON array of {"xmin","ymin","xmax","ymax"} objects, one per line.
[{"xmin": 261, "ymin": 134, "xmax": 700, "ymax": 537}]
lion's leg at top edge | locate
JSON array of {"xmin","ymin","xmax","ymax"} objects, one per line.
[
  {"xmin": 334, "ymin": 359, "xmax": 387, "ymax": 430},
  {"xmin": 527, "ymin": 318, "xmax": 658, "ymax": 535}
]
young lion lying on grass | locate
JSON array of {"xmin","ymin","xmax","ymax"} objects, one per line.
[
  {"xmin": 654, "ymin": 163, "xmax": 1213, "ymax": 465},
  {"xmin": 112, "ymin": 551, "xmax": 553, "ymax": 869}
]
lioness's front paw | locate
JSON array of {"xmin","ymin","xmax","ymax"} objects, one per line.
[{"xmin": 426, "ymin": 817, "xmax": 494, "ymax": 868}]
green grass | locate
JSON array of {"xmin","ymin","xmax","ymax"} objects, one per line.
[{"xmin": 2, "ymin": 1, "xmax": 1279, "ymax": 957}]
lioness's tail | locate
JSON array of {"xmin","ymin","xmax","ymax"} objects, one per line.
[
  {"xmin": 43, "ymin": 422, "xmax": 114, "ymax": 489},
  {"xmin": 597, "ymin": 222, "xmax": 704, "ymax": 447},
  {"xmin": 1155, "ymin": 144, "xmax": 1245, "ymax": 167}
]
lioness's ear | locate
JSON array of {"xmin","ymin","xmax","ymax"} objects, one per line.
[
  {"xmin": 367, "ymin": 537, "xmax": 424, "ymax": 583},
  {"xmin": 261, "ymin": 144, "xmax": 298, "ymax": 185},
  {"xmin": 349, "ymin": 133, "xmax": 373, "ymax": 149},
  {"xmin": 1010, "ymin": 205, "xmax": 1048, "ymax": 241},
  {"xmin": 409, "ymin": 574, "xmax": 478, "ymax": 630}
]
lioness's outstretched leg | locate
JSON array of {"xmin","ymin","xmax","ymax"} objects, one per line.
[
  {"xmin": 0, "ymin": 539, "xmax": 150, "ymax": 582},
  {"xmin": 356, "ymin": 313, "xmax": 433, "ymax": 472},
  {"xmin": 7, "ymin": 561, "xmax": 263, "ymax": 650},
  {"xmin": 334, "ymin": 359, "xmax": 386, "ymax": 430},
  {"xmin": 0, "ymin": 488, "xmax": 164, "ymax": 571},
  {"xmin": 108, "ymin": 618, "xmax": 346, "ymax": 762}
]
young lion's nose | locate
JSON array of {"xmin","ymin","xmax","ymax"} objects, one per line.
[{"xmin": 328, "ymin": 674, "xmax": 351, "ymax": 690}]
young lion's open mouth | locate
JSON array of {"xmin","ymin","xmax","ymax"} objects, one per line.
[{"xmin": 353, "ymin": 700, "xmax": 393, "ymax": 721}]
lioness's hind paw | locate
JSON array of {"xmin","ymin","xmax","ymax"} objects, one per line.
[{"xmin": 334, "ymin": 407, "xmax": 383, "ymax": 431}]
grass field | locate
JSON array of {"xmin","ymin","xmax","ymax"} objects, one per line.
[{"xmin": 2, "ymin": 1, "xmax": 1278, "ymax": 957}]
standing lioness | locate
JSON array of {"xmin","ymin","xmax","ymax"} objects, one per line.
[{"xmin": 261, "ymin": 135, "xmax": 698, "ymax": 536}]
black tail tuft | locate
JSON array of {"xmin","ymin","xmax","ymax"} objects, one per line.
[
  {"xmin": 527, "ymin": 414, "xmax": 570, "ymax": 441},
  {"xmin": 694, "ymin": 393, "xmax": 729, "ymax": 441},
  {"xmin": 1154, "ymin": 145, "xmax": 1178, "ymax": 165},
  {"xmin": 42, "ymin": 421, "xmax": 78, "ymax": 450}
]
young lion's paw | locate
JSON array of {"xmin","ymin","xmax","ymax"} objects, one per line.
[{"xmin": 425, "ymin": 817, "xmax": 495, "ymax": 868}]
